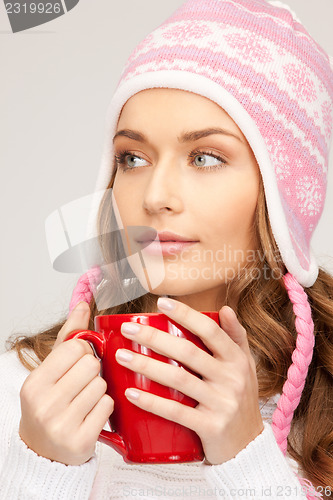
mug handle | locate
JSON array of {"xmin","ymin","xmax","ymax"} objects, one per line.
[{"xmin": 65, "ymin": 329, "xmax": 127, "ymax": 457}]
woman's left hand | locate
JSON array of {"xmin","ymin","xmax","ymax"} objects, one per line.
[{"xmin": 115, "ymin": 297, "xmax": 264, "ymax": 465}]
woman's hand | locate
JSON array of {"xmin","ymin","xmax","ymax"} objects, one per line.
[
  {"xmin": 19, "ymin": 302, "xmax": 114, "ymax": 466},
  {"xmin": 115, "ymin": 297, "xmax": 264, "ymax": 465}
]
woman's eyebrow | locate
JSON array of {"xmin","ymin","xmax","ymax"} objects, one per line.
[{"xmin": 113, "ymin": 127, "xmax": 244, "ymax": 144}]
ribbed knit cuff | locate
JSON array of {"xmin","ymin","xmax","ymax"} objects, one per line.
[
  {"xmin": 0, "ymin": 428, "xmax": 98, "ymax": 500},
  {"xmin": 202, "ymin": 422, "xmax": 307, "ymax": 499}
]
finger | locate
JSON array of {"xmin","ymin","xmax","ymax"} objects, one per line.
[
  {"xmin": 120, "ymin": 322, "xmax": 221, "ymax": 381},
  {"xmin": 219, "ymin": 306, "xmax": 251, "ymax": 356},
  {"xmin": 124, "ymin": 388, "xmax": 202, "ymax": 434},
  {"xmin": 33, "ymin": 338, "xmax": 94, "ymax": 386},
  {"xmin": 157, "ymin": 297, "xmax": 237, "ymax": 359},
  {"xmin": 115, "ymin": 348, "xmax": 215, "ymax": 406},
  {"xmin": 68, "ymin": 375, "xmax": 112, "ymax": 427},
  {"xmin": 53, "ymin": 301, "xmax": 91, "ymax": 349},
  {"xmin": 79, "ymin": 393, "xmax": 114, "ymax": 443},
  {"xmin": 51, "ymin": 353, "xmax": 101, "ymax": 410}
]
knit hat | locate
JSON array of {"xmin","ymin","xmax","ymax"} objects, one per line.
[
  {"xmin": 93, "ymin": 0, "xmax": 333, "ymax": 289},
  {"xmin": 68, "ymin": 0, "xmax": 332, "ymax": 490}
]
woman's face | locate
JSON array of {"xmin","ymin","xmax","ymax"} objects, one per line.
[{"xmin": 112, "ymin": 88, "xmax": 260, "ymax": 311}]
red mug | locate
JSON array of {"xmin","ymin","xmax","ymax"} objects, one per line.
[{"xmin": 65, "ymin": 312, "xmax": 219, "ymax": 464}]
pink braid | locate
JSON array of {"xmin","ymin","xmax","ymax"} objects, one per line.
[
  {"xmin": 68, "ymin": 265, "xmax": 102, "ymax": 317},
  {"xmin": 272, "ymin": 273, "xmax": 321, "ymax": 499}
]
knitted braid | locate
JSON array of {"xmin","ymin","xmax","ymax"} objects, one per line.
[
  {"xmin": 272, "ymin": 273, "xmax": 315, "ymax": 453},
  {"xmin": 68, "ymin": 265, "xmax": 102, "ymax": 317},
  {"xmin": 272, "ymin": 273, "xmax": 321, "ymax": 499}
]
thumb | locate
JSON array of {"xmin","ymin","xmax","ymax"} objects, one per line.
[
  {"xmin": 219, "ymin": 306, "xmax": 250, "ymax": 355},
  {"xmin": 53, "ymin": 301, "xmax": 91, "ymax": 350}
]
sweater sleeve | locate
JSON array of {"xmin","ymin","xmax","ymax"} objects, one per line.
[
  {"xmin": 0, "ymin": 427, "xmax": 98, "ymax": 500},
  {"xmin": 202, "ymin": 422, "xmax": 308, "ymax": 499},
  {"xmin": 0, "ymin": 350, "xmax": 98, "ymax": 500}
]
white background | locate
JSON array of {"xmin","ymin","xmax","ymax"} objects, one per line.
[{"xmin": 1, "ymin": 0, "xmax": 333, "ymax": 353}]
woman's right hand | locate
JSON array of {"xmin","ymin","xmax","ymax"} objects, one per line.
[{"xmin": 19, "ymin": 302, "xmax": 114, "ymax": 466}]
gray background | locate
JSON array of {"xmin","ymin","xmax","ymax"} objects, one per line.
[{"xmin": 1, "ymin": 0, "xmax": 333, "ymax": 354}]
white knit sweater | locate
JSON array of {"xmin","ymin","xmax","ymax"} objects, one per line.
[{"xmin": 0, "ymin": 348, "xmax": 308, "ymax": 499}]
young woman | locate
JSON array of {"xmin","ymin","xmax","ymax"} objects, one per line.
[{"xmin": 1, "ymin": 0, "xmax": 332, "ymax": 498}]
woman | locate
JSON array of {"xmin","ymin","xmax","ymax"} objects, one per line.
[{"xmin": 1, "ymin": 0, "xmax": 332, "ymax": 498}]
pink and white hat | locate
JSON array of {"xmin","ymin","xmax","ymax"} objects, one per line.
[{"xmin": 95, "ymin": 0, "xmax": 333, "ymax": 288}]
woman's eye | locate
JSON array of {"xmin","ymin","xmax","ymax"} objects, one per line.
[
  {"xmin": 193, "ymin": 153, "xmax": 222, "ymax": 168},
  {"xmin": 190, "ymin": 151, "xmax": 227, "ymax": 170},
  {"xmin": 125, "ymin": 155, "xmax": 147, "ymax": 168}
]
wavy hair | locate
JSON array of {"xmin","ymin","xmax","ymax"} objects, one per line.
[{"xmin": 7, "ymin": 173, "xmax": 333, "ymax": 494}]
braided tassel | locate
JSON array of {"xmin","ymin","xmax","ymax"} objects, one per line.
[
  {"xmin": 297, "ymin": 478, "xmax": 324, "ymax": 499},
  {"xmin": 272, "ymin": 273, "xmax": 321, "ymax": 499},
  {"xmin": 68, "ymin": 265, "xmax": 102, "ymax": 317}
]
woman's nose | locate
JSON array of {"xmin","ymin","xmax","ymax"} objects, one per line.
[{"xmin": 142, "ymin": 160, "xmax": 184, "ymax": 215}]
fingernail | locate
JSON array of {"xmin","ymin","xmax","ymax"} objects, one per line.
[
  {"xmin": 157, "ymin": 297, "xmax": 175, "ymax": 311},
  {"xmin": 125, "ymin": 388, "xmax": 140, "ymax": 400},
  {"xmin": 116, "ymin": 349, "xmax": 134, "ymax": 362},
  {"xmin": 121, "ymin": 323, "xmax": 140, "ymax": 335}
]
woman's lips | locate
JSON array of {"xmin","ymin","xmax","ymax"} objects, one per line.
[
  {"xmin": 139, "ymin": 240, "xmax": 199, "ymax": 256},
  {"xmin": 135, "ymin": 231, "xmax": 199, "ymax": 256}
]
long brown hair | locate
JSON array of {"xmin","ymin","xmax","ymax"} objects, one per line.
[{"xmin": 7, "ymin": 174, "xmax": 333, "ymax": 492}]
